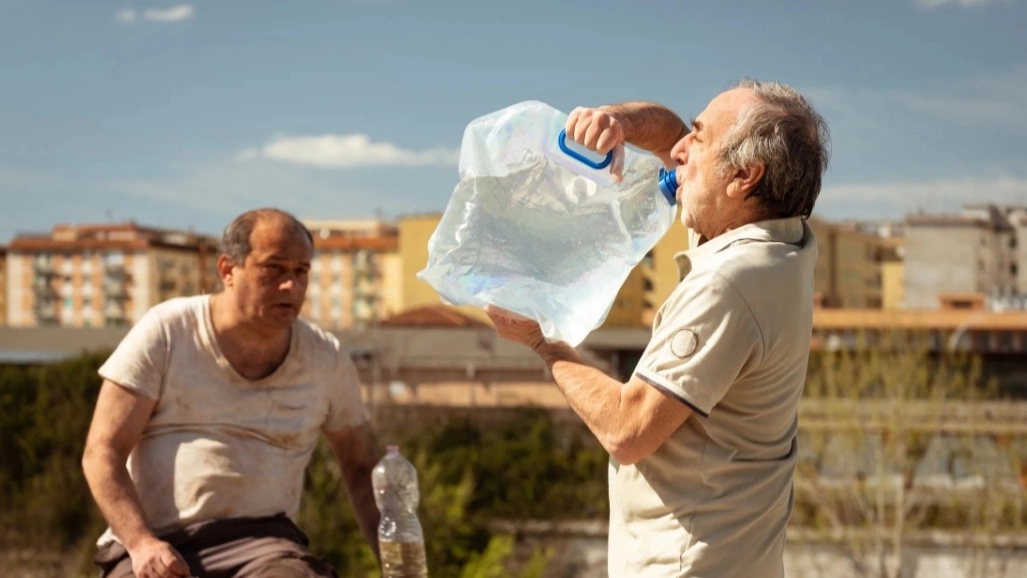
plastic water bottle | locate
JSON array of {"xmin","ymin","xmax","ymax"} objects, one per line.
[
  {"xmin": 417, "ymin": 100, "xmax": 678, "ymax": 346},
  {"xmin": 373, "ymin": 445, "xmax": 428, "ymax": 578}
]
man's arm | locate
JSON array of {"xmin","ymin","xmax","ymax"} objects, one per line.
[
  {"xmin": 566, "ymin": 102, "xmax": 689, "ymax": 169},
  {"xmin": 326, "ymin": 421, "xmax": 382, "ymax": 563},
  {"xmin": 82, "ymin": 380, "xmax": 191, "ymax": 578},
  {"xmin": 486, "ymin": 308, "xmax": 692, "ymax": 465}
]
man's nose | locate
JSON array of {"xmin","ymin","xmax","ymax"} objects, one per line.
[
  {"xmin": 671, "ymin": 138, "xmax": 689, "ymax": 165},
  {"xmin": 279, "ymin": 274, "xmax": 303, "ymax": 292}
]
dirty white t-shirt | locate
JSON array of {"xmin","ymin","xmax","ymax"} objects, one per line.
[{"xmin": 95, "ymin": 295, "xmax": 368, "ymax": 546}]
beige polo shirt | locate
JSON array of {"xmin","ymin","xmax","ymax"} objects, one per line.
[{"xmin": 610, "ymin": 217, "xmax": 817, "ymax": 577}]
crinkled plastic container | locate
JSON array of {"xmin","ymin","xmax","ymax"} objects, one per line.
[{"xmin": 417, "ymin": 100, "xmax": 677, "ymax": 346}]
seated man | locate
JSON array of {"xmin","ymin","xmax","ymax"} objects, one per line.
[{"xmin": 82, "ymin": 208, "xmax": 381, "ymax": 578}]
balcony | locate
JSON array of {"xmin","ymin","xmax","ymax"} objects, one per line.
[
  {"xmin": 104, "ymin": 279, "xmax": 129, "ymax": 299},
  {"xmin": 104, "ymin": 300, "xmax": 126, "ymax": 318},
  {"xmin": 354, "ymin": 280, "xmax": 378, "ymax": 297},
  {"xmin": 32, "ymin": 279, "xmax": 57, "ymax": 297},
  {"xmin": 33, "ymin": 303, "xmax": 58, "ymax": 323},
  {"xmin": 353, "ymin": 300, "xmax": 375, "ymax": 322},
  {"xmin": 33, "ymin": 261, "xmax": 56, "ymax": 276},
  {"xmin": 354, "ymin": 251, "xmax": 375, "ymax": 273}
]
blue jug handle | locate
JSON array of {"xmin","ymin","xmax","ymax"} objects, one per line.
[{"xmin": 558, "ymin": 129, "xmax": 613, "ymax": 170}]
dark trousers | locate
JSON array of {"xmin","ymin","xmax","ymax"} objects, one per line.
[{"xmin": 94, "ymin": 513, "xmax": 338, "ymax": 578}]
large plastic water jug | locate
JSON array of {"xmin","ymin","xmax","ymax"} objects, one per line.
[{"xmin": 417, "ymin": 100, "xmax": 678, "ymax": 346}]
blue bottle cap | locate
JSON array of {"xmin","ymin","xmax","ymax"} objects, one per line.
[{"xmin": 658, "ymin": 168, "xmax": 678, "ymax": 206}]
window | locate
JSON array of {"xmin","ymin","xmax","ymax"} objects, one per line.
[
  {"xmin": 1012, "ymin": 263, "xmax": 1019, "ymax": 276},
  {"xmin": 1011, "ymin": 237, "xmax": 1018, "ymax": 249},
  {"xmin": 104, "ymin": 251, "xmax": 124, "ymax": 265}
]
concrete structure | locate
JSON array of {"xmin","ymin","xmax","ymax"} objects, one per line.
[
  {"xmin": 809, "ymin": 217, "xmax": 904, "ymax": 309},
  {"xmin": 904, "ymin": 204, "xmax": 1027, "ymax": 310},
  {"xmin": 302, "ymin": 219, "xmax": 399, "ymax": 329},
  {"xmin": 5, "ymin": 223, "xmax": 218, "ymax": 327}
]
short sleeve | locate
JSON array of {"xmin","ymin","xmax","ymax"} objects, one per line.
[
  {"xmin": 322, "ymin": 345, "xmax": 370, "ymax": 433},
  {"xmin": 97, "ymin": 307, "xmax": 169, "ymax": 400},
  {"xmin": 633, "ymin": 270, "xmax": 763, "ymax": 417}
]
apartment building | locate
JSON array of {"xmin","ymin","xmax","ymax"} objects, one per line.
[
  {"xmin": 6, "ymin": 223, "xmax": 218, "ymax": 327},
  {"xmin": 302, "ymin": 219, "xmax": 400, "ymax": 329},
  {"xmin": 0, "ymin": 247, "xmax": 7, "ymax": 326},
  {"xmin": 809, "ymin": 217, "xmax": 904, "ymax": 309},
  {"xmin": 904, "ymin": 204, "xmax": 1027, "ymax": 310}
]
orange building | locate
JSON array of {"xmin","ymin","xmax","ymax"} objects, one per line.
[
  {"xmin": 302, "ymin": 219, "xmax": 400, "ymax": 329},
  {"xmin": 5, "ymin": 223, "xmax": 218, "ymax": 327}
]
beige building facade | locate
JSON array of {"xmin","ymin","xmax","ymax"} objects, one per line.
[
  {"xmin": 302, "ymin": 219, "xmax": 400, "ymax": 329},
  {"xmin": 6, "ymin": 223, "xmax": 218, "ymax": 327},
  {"xmin": 809, "ymin": 217, "xmax": 904, "ymax": 309},
  {"xmin": 904, "ymin": 204, "xmax": 1026, "ymax": 310}
]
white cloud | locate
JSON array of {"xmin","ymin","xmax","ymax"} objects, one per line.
[
  {"xmin": 917, "ymin": 0, "xmax": 1010, "ymax": 8},
  {"xmin": 114, "ymin": 9, "xmax": 136, "ymax": 23},
  {"xmin": 143, "ymin": 5, "xmax": 195, "ymax": 22},
  {"xmin": 240, "ymin": 134, "xmax": 460, "ymax": 168},
  {"xmin": 116, "ymin": 5, "xmax": 194, "ymax": 24}
]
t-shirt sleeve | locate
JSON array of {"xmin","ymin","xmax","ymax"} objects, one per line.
[
  {"xmin": 633, "ymin": 270, "xmax": 764, "ymax": 418},
  {"xmin": 97, "ymin": 307, "xmax": 169, "ymax": 400},
  {"xmin": 322, "ymin": 344, "xmax": 371, "ymax": 433}
]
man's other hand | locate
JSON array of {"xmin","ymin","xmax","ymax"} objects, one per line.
[
  {"xmin": 129, "ymin": 537, "xmax": 192, "ymax": 578},
  {"xmin": 485, "ymin": 305, "xmax": 547, "ymax": 351}
]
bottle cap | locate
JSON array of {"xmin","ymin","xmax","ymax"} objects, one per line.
[
  {"xmin": 658, "ymin": 168, "xmax": 678, "ymax": 206},
  {"xmin": 386, "ymin": 445, "xmax": 399, "ymax": 454}
]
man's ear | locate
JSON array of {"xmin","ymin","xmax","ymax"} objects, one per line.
[
  {"xmin": 727, "ymin": 161, "xmax": 765, "ymax": 198},
  {"xmin": 216, "ymin": 254, "xmax": 235, "ymax": 288}
]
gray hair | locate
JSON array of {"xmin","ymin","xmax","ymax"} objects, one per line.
[
  {"xmin": 717, "ymin": 79, "xmax": 831, "ymax": 219},
  {"xmin": 219, "ymin": 208, "xmax": 313, "ymax": 265}
]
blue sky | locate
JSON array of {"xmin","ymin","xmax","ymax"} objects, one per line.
[{"xmin": 1, "ymin": 0, "xmax": 1025, "ymax": 242}]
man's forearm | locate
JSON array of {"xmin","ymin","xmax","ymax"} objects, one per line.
[
  {"xmin": 82, "ymin": 449, "xmax": 155, "ymax": 549},
  {"xmin": 534, "ymin": 342, "xmax": 631, "ymax": 455},
  {"xmin": 600, "ymin": 101, "xmax": 689, "ymax": 156},
  {"xmin": 344, "ymin": 471, "xmax": 381, "ymax": 561}
]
